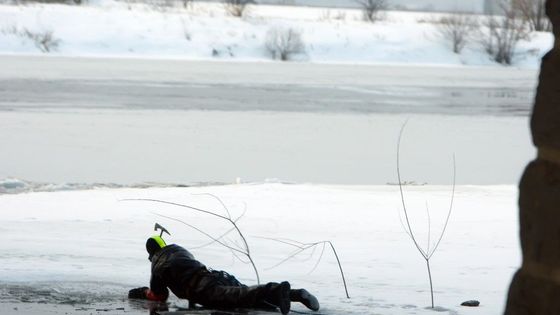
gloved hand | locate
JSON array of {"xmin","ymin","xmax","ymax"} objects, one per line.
[{"xmin": 128, "ymin": 286, "xmax": 149, "ymax": 299}]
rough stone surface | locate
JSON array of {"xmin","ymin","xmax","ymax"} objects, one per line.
[
  {"xmin": 506, "ymin": 271, "xmax": 560, "ymax": 315},
  {"xmin": 531, "ymin": 1, "xmax": 560, "ymax": 150},
  {"xmin": 505, "ymin": 0, "xmax": 560, "ymax": 314},
  {"xmin": 518, "ymin": 160, "xmax": 560, "ymax": 265}
]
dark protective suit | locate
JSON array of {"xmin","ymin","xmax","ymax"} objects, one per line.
[{"xmin": 148, "ymin": 244, "xmax": 283, "ymax": 310}]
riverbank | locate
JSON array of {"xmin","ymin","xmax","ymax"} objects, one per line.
[{"xmin": 0, "ymin": 1, "xmax": 553, "ymax": 67}]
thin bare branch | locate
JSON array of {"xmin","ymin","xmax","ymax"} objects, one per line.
[
  {"xmin": 426, "ymin": 201, "xmax": 432, "ymax": 255},
  {"xmin": 153, "ymin": 212, "xmax": 246, "ymax": 256},
  {"xmin": 428, "ymin": 154, "xmax": 456, "ymax": 260},
  {"xmin": 193, "ymin": 192, "xmax": 232, "ymax": 220},
  {"xmin": 265, "ymin": 247, "xmax": 309, "ymax": 270},
  {"xmin": 253, "ymin": 236, "xmax": 307, "ymax": 249},
  {"xmin": 190, "ymin": 226, "xmax": 238, "ymax": 250},
  {"xmin": 190, "ymin": 210, "xmax": 245, "ymax": 250},
  {"xmin": 230, "ymin": 247, "xmax": 251, "ymax": 265},
  {"xmin": 123, "ymin": 198, "xmax": 229, "ymax": 221},
  {"xmin": 397, "ymin": 206, "xmax": 414, "ymax": 240},
  {"xmin": 327, "ymin": 241, "xmax": 350, "ymax": 299},
  {"xmin": 308, "ymin": 242, "xmax": 327, "ymax": 275},
  {"xmin": 397, "ymin": 122, "xmax": 429, "ymax": 259},
  {"xmin": 426, "ymin": 259, "xmax": 434, "ymax": 308}
]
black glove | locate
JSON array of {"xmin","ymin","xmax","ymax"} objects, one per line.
[{"xmin": 128, "ymin": 286, "xmax": 149, "ymax": 299}]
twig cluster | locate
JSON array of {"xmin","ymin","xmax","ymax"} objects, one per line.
[
  {"xmin": 223, "ymin": 0, "xmax": 255, "ymax": 17},
  {"xmin": 124, "ymin": 195, "xmax": 261, "ymax": 284},
  {"xmin": 256, "ymin": 237, "xmax": 350, "ymax": 298},
  {"xmin": 436, "ymin": 13, "xmax": 478, "ymax": 54},
  {"xmin": 356, "ymin": 0, "xmax": 387, "ymax": 23},
  {"xmin": 2, "ymin": 26, "xmax": 60, "ymax": 52},
  {"xmin": 480, "ymin": 0, "xmax": 531, "ymax": 65},
  {"xmin": 512, "ymin": 0, "xmax": 550, "ymax": 32}
]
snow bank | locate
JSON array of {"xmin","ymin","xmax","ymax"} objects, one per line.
[
  {"xmin": 0, "ymin": 183, "xmax": 520, "ymax": 314},
  {"xmin": 0, "ymin": 1, "xmax": 553, "ymax": 67}
]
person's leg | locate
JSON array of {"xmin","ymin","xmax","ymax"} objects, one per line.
[
  {"xmin": 190, "ymin": 276, "xmax": 291, "ymax": 314},
  {"xmin": 290, "ymin": 288, "xmax": 320, "ymax": 311}
]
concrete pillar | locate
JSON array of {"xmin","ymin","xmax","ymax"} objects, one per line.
[{"xmin": 505, "ymin": 0, "xmax": 560, "ymax": 314}]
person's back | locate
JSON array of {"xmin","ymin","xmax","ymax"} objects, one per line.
[{"xmin": 150, "ymin": 244, "xmax": 206, "ymax": 299}]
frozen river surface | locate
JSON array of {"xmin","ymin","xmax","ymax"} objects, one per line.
[
  {"xmin": 0, "ymin": 56, "xmax": 538, "ymax": 186},
  {"xmin": 0, "ymin": 56, "xmax": 537, "ymax": 116}
]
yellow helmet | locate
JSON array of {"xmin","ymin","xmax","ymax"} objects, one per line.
[{"xmin": 146, "ymin": 235, "xmax": 167, "ymax": 261}]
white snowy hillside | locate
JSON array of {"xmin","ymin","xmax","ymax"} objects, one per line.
[
  {"xmin": 0, "ymin": 183, "xmax": 519, "ymax": 315},
  {"xmin": 0, "ymin": 1, "xmax": 553, "ymax": 67}
]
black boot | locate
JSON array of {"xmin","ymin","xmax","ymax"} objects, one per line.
[
  {"xmin": 266, "ymin": 281, "xmax": 291, "ymax": 314},
  {"xmin": 290, "ymin": 289, "xmax": 320, "ymax": 311}
]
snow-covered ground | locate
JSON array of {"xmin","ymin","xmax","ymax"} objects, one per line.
[
  {"xmin": 0, "ymin": 1, "xmax": 553, "ymax": 67},
  {"xmin": 0, "ymin": 183, "xmax": 520, "ymax": 315}
]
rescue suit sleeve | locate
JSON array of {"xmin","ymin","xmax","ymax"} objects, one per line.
[{"xmin": 148, "ymin": 274, "xmax": 170, "ymax": 301}]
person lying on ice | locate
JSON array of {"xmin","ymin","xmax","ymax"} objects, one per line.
[{"xmin": 128, "ymin": 235, "xmax": 320, "ymax": 314}]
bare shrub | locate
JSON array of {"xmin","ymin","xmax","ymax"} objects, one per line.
[
  {"xmin": 512, "ymin": 0, "xmax": 551, "ymax": 31},
  {"xmin": 397, "ymin": 122, "xmax": 456, "ymax": 309},
  {"xmin": 23, "ymin": 29, "xmax": 60, "ymax": 52},
  {"xmin": 224, "ymin": 0, "xmax": 255, "ymax": 17},
  {"xmin": 436, "ymin": 13, "xmax": 478, "ymax": 54},
  {"xmin": 265, "ymin": 26, "xmax": 305, "ymax": 61},
  {"xmin": 480, "ymin": 0, "xmax": 531, "ymax": 65},
  {"xmin": 356, "ymin": 0, "xmax": 387, "ymax": 23},
  {"xmin": 2, "ymin": 26, "xmax": 60, "ymax": 52}
]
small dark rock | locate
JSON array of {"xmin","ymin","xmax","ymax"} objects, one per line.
[{"xmin": 461, "ymin": 300, "xmax": 480, "ymax": 307}]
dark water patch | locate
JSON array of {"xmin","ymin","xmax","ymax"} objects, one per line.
[
  {"xmin": 0, "ymin": 79, "xmax": 533, "ymax": 117},
  {"xmin": 0, "ymin": 282, "xmax": 130, "ymax": 305}
]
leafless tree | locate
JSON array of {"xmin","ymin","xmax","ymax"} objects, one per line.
[
  {"xmin": 356, "ymin": 0, "xmax": 387, "ymax": 23},
  {"xmin": 224, "ymin": 0, "xmax": 255, "ymax": 17},
  {"xmin": 436, "ymin": 12, "xmax": 479, "ymax": 54},
  {"xmin": 512, "ymin": 0, "xmax": 551, "ymax": 31},
  {"xmin": 397, "ymin": 122, "xmax": 456, "ymax": 308},
  {"xmin": 480, "ymin": 0, "xmax": 531, "ymax": 65},
  {"xmin": 265, "ymin": 26, "xmax": 306, "ymax": 61}
]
